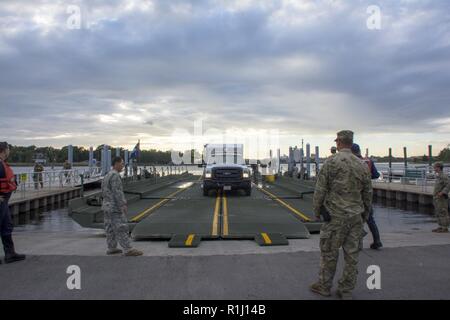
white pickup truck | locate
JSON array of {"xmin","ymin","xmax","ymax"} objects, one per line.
[{"xmin": 202, "ymin": 144, "xmax": 252, "ymax": 196}]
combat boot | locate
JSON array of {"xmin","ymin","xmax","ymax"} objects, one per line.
[
  {"xmin": 432, "ymin": 227, "xmax": 445, "ymax": 233},
  {"xmin": 2, "ymin": 235, "xmax": 26, "ymax": 264},
  {"xmin": 124, "ymin": 248, "xmax": 143, "ymax": 256},
  {"xmin": 436, "ymin": 228, "xmax": 449, "ymax": 233},
  {"xmin": 336, "ymin": 289, "xmax": 353, "ymax": 300},
  {"xmin": 309, "ymin": 283, "xmax": 331, "ymax": 297},
  {"xmin": 106, "ymin": 248, "xmax": 123, "ymax": 255}
]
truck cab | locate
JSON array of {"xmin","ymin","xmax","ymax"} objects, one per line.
[{"xmin": 202, "ymin": 144, "xmax": 252, "ymax": 196}]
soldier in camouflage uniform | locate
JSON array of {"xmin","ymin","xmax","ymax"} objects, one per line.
[
  {"xmin": 101, "ymin": 157, "xmax": 143, "ymax": 256},
  {"xmin": 432, "ymin": 162, "xmax": 449, "ymax": 233},
  {"xmin": 330, "ymin": 146, "xmax": 337, "ymax": 155},
  {"xmin": 33, "ymin": 162, "xmax": 44, "ymax": 189},
  {"xmin": 310, "ymin": 130, "xmax": 373, "ymax": 300}
]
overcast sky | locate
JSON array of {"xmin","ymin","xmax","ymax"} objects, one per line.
[{"xmin": 1, "ymin": 0, "xmax": 450, "ymax": 157}]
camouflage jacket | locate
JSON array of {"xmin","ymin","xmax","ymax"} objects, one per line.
[
  {"xmin": 433, "ymin": 172, "xmax": 450, "ymax": 198},
  {"xmin": 313, "ymin": 148, "xmax": 373, "ymax": 220},
  {"xmin": 101, "ymin": 170, "xmax": 127, "ymax": 212}
]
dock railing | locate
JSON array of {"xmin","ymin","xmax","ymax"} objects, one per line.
[
  {"xmin": 377, "ymin": 167, "xmax": 450, "ymax": 193},
  {"xmin": 14, "ymin": 167, "xmax": 102, "ymax": 199}
]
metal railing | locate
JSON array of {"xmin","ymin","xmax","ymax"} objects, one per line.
[
  {"xmin": 10, "ymin": 164, "xmax": 201, "ymax": 200},
  {"xmin": 122, "ymin": 165, "xmax": 192, "ymax": 180},
  {"xmin": 375, "ymin": 167, "xmax": 450, "ymax": 193},
  {"xmin": 13, "ymin": 167, "xmax": 103, "ymax": 199}
]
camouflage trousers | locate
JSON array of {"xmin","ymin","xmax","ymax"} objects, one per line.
[
  {"xmin": 434, "ymin": 198, "xmax": 449, "ymax": 228},
  {"xmin": 318, "ymin": 214, "xmax": 363, "ymax": 292},
  {"xmin": 104, "ymin": 210, "xmax": 132, "ymax": 251}
]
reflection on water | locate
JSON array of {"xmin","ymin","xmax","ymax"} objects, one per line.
[
  {"xmin": 373, "ymin": 196, "xmax": 435, "ymax": 215},
  {"xmin": 372, "ymin": 196, "xmax": 436, "ymax": 233},
  {"xmin": 13, "ymin": 196, "xmax": 438, "ymax": 233},
  {"xmin": 13, "ymin": 202, "xmax": 87, "ymax": 233}
]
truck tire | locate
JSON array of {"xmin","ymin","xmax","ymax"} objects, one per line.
[
  {"xmin": 245, "ymin": 187, "xmax": 251, "ymax": 196},
  {"xmin": 203, "ymin": 188, "xmax": 209, "ymax": 196}
]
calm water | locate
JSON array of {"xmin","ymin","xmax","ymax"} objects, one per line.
[{"xmin": 13, "ymin": 202, "xmax": 88, "ymax": 233}]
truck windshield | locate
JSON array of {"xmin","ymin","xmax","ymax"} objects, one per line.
[{"xmin": 204, "ymin": 145, "xmax": 245, "ymax": 165}]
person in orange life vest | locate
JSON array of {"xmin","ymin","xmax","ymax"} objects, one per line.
[
  {"xmin": 351, "ymin": 143, "xmax": 382, "ymax": 250},
  {"xmin": 0, "ymin": 142, "xmax": 26, "ymax": 264}
]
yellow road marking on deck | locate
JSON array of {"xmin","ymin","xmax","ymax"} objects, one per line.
[
  {"xmin": 185, "ymin": 234, "xmax": 195, "ymax": 246},
  {"xmin": 261, "ymin": 233, "xmax": 272, "ymax": 245},
  {"xmin": 211, "ymin": 193, "xmax": 221, "ymax": 236},
  {"xmin": 222, "ymin": 192, "xmax": 229, "ymax": 236},
  {"xmin": 130, "ymin": 184, "xmax": 192, "ymax": 222},
  {"xmin": 256, "ymin": 185, "xmax": 311, "ymax": 222}
]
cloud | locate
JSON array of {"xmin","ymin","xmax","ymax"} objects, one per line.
[{"xmin": 0, "ymin": 0, "xmax": 450, "ymax": 155}]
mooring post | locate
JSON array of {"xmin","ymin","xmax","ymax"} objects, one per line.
[
  {"xmin": 300, "ymin": 148, "xmax": 304, "ymax": 179},
  {"xmin": 428, "ymin": 145, "xmax": 433, "ymax": 172},
  {"xmin": 89, "ymin": 146, "xmax": 94, "ymax": 168},
  {"xmin": 68, "ymin": 145, "xmax": 73, "ymax": 166},
  {"xmin": 315, "ymin": 146, "xmax": 320, "ymax": 176},
  {"xmin": 306, "ymin": 143, "xmax": 311, "ymax": 180},
  {"xmin": 101, "ymin": 145, "xmax": 108, "ymax": 176},
  {"xmin": 389, "ymin": 148, "xmax": 392, "ymax": 183},
  {"xmin": 403, "ymin": 147, "xmax": 408, "ymax": 169},
  {"xmin": 288, "ymin": 147, "xmax": 293, "ymax": 175},
  {"xmin": 277, "ymin": 149, "xmax": 281, "ymax": 174}
]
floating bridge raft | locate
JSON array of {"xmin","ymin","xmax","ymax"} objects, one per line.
[{"xmin": 68, "ymin": 174, "xmax": 323, "ymax": 246}]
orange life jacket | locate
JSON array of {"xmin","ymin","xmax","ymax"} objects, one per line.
[{"xmin": 0, "ymin": 160, "xmax": 17, "ymax": 194}]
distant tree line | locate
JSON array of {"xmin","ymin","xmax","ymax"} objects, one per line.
[
  {"xmin": 7, "ymin": 145, "xmax": 450, "ymax": 165},
  {"xmin": 7, "ymin": 145, "xmax": 173, "ymax": 165},
  {"xmin": 438, "ymin": 147, "xmax": 450, "ymax": 162}
]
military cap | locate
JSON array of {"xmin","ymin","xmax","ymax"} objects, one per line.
[
  {"xmin": 334, "ymin": 130, "xmax": 354, "ymax": 143},
  {"xmin": 351, "ymin": 143, "xmax": 361, "ymax": 156}
]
